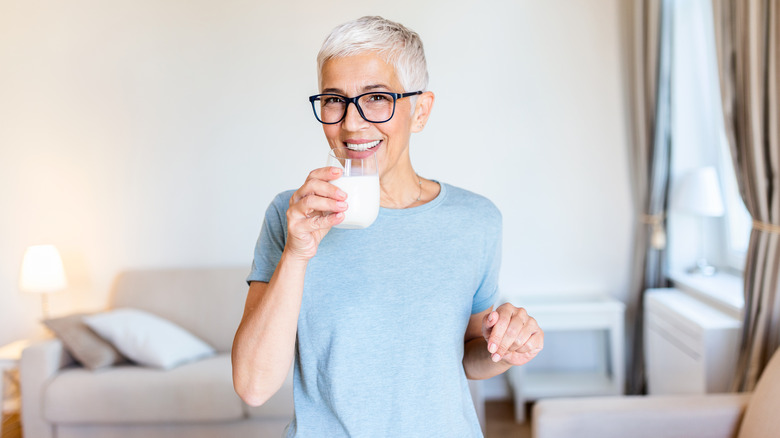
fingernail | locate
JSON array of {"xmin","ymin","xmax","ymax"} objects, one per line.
[
  {"xmin": 488, "ymin": 343, "xmax": 497, "ymax": 354},
  {"xmin": 491, "ymin": 353, "xmax": 501, "ymax": 362},
  {"xmin": 336, "ymin": 201, "xmax": 347, "ymax": 208},
  {"xmin": 336, "ymin": 190, "xmax": 347, "ymax": 199},
  {"xmin": 331, "ymin": 167, "xmax": 342, "ymax": 175}
]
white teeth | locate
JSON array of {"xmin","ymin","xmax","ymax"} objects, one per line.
[{"xmin": 345, "ymin": 140, "xmax": 380, "ymax": 151}]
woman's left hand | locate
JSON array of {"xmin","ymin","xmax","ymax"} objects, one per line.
[{"xmin": 482, "ymin": 303, "xmax": 544, "ymax": 366}]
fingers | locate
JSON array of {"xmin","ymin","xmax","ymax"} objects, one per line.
[
  {"xmin": 288, "ymin": 167, "xmax": 348, "ymax": 227},
  {"xmin": 485, "ymin": 304, "xmax": 541, "ymax": 363},
  {"xmin": 316, "ymin": 165, "xmax": 346, "ymax": 182},
  {"xmin": 282, "ymin": 167, "xmax": 350, "ymax": 260},
  {"xmin": 511, "ymin": 325, "xmax": 543, "ymax": 354},
  {"xmin": 482, "ymin": 310, "xmax": 498, "ymax": 341},
  {"xmin": 298, "ymin": 208, "xmax": 345, "ymax": 231},
  {"xmin": 291, "ymin": 167, "xmax": 346, "ymax": 206},
  {"xmin": 298, "ymin": 187, "xmax": 346, "ymax": 219},
  {"xmin": 501, "ymin": 331, "xmax": 544, "ymax": 366},
  {"xmin": 486, "ymin": 305, "xmax": 518, "ymax": 362}
]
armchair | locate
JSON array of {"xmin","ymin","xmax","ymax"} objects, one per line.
[{"xmin": 532, "ymin": 348, "xmax": 780, "ymax": 438}]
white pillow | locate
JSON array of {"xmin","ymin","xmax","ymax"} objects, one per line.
[{"xmin": 83, "ymin": 308, "xmax": 215, "ymax": 369}]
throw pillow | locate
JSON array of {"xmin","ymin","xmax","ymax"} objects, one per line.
[
  {"xmin": 83, "ymin": 308, "xmax": 216, "ymax": 369},
  {"xmin": 43, "ymin": 313, "xmax": 127, "ymax": 370}
]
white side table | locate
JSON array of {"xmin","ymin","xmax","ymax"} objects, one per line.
[
  {"xmin": 1, "ymin": 340, "xmax": 30, "ymax": 437},
  {"xmin": 506, "ymin": 294, "xmax": 625, "ymax": 422}
]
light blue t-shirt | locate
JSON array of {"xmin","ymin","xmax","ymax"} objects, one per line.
[{"xmin": 248, "ymin": 182, "xmax": 502, "ymax": 438}]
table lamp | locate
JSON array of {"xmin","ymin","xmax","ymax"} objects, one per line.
[
  {"xmin": 672, "ymin": 167, "xmax": 725, "ymax": 276},
  {"xmin": 19, "ymin": 244, "xmax": 67, "ymax": 319}
]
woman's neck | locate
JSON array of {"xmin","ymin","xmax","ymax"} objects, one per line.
[{"xmin": 379, "ymin": 167, "xmax": 424, "ymax": 209}]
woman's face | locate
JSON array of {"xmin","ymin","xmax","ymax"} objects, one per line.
[{"xmin": 319, "ymin": 52, "xmax": 416, "ymax": 179}]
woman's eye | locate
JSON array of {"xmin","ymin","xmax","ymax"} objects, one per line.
[
  {"xmin": 323, "ymin": 96, "xmax": 345, "ymax": 105},
  {"xmin": 367, "ymin": 94, "xmax": 389, "ymax": 102}
]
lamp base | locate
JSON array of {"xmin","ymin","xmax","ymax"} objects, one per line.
[{"xmin": 687, "ymin": 259, "xmax": 717, "ymax": 276}]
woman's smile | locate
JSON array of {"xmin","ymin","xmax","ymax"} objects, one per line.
[
  {"xmin": 338, "ymin": 140, "xmax": 382, "ymax": 160},
  {"xmin": 344, "ymin": 139, "xmax": 381, "ymax": 152}
]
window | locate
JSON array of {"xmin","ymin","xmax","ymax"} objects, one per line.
[{"xmin": 666, "ymin": 0, "xmax": 750, "ymax": 312}]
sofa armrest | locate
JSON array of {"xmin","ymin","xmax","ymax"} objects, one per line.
[
  {"xmin": 20, "ymin": 338, "xmax": 74, "ymax": 438},
  {"xmin": 532, "ymin": 393, "xmax": 751, "ymax": 438}
]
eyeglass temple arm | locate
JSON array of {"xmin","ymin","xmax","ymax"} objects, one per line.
[{"xmin": 396, "ymin": 91, "xmax": 423, "ymax": 99}]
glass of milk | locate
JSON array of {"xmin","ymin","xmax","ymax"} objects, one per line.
[{"xmin": 327, "ymin": 147, "xmax": 380, "ymax": 229}]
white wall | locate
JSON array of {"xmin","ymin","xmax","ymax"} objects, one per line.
[{"xmin": 0, "ymin": 0, "xmax": 632, "ymax": 359}]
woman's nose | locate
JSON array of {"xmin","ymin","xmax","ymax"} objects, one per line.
[{"xmin": 342, "ymin": 101, "xmax": 369, "ymax": 130}]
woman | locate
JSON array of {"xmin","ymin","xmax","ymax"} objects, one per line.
[{"xmin": 232, "ymin": 16, "xmax": 543, "ymax": 437}]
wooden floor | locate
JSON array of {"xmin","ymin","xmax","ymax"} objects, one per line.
[
  {"xmin": 2, "ymin": 401, "xmax": 531, "ymax": 438},
  {"xmin": 2, "ymin": 412, "xmax": 22, "ymax": 438},
  {"xmin": 486, "ymin": 400, "xmax": 532, "ymax": 438}
]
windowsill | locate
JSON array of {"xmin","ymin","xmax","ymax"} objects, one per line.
[{"xmin": 668, "ymin": 269, "xmax": 744, "ymax": 319}]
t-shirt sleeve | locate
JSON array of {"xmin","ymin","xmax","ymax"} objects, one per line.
[
  {"xmin": 471, "ymin": 206, "xmax": 502, "ymax": 314},
  {"xmin": 246, "ymin": 192, "xmax": 290, "ymax": 284}
]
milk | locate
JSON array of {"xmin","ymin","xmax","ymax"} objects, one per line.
[{"xmin": 331, "ymin": 174, "xmax": 380, "ymax": 229}]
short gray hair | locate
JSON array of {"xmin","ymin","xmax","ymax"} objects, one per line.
[{"xmin": 317, "ymin": 16, "xmax": 429, "ymax": 93}]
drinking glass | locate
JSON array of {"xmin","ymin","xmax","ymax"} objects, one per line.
[{"xmin": 326, "ymin": 147, "xmax": 380, "ymax": 229}]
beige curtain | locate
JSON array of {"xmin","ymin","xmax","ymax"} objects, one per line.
[
  {"xmin": 712, "ymin": 0, "xmax": 780, "ymax": 391},
  {"xmin": 626, "ymin": 0, "xmax": 672, "ymax": 395}
]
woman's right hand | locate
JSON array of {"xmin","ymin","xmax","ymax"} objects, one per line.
[{"xmin": 285, "ymin": 166, "xmax": 348, "ymax": 261}]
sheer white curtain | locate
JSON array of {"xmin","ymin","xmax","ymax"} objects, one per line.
[{"xmin": 666, "ymin": 0, "xmax": 734, "ymax": 272}]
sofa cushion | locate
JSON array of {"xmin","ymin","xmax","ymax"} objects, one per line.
[
  {"xmin": 83, "ymin": 308, "xmax": 215, "ymax": 369},
  {"xmin": 44, "ymin": 354, "xmax": 244, "ymax": 424},
  {"xmin": 43, "ymin": 313, "xmax": 127, "ymax": 370},
  {"xmin": 738, "ymin": 348, "xmax": 780, "ymax": 438},
  {"xmin": 109, "ymin": 267, "xmax": 249, "ymax": 353}
]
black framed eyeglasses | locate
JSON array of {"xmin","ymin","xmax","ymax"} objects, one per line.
[{"xmin": 308, "ymin": 91, "xmax": 423, "ymax": 124}]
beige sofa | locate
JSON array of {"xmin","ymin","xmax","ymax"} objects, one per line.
[
  {"xmin": 20, "ymin": 267, "xmax": 293, "ymax": 438},
  {"xmin": 532, "ymin": 347, "xmax": 780, "ymax": 438}
]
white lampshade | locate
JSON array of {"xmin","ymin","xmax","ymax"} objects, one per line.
[
  {"xmin": 19, "ymin": 245, "xmax": 68, "ymax": 294},
  {"xmin": 672, "ymin": 167, "xmax": 725, "ymax": 217}
]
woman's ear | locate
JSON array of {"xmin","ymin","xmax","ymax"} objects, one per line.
[{"xmin": 411, "ymin": 91, "xmax": 435, "ymax": 133}]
